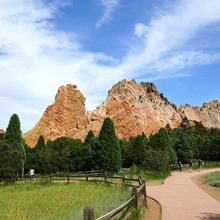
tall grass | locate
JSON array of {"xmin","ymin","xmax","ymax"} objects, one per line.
[
  {"xmin": 120, "ymin": 165, "xmax": 170, "ymax": 184},
  {"xmin": 0, "ymin": 182, "xmax": 130, "ymax": 220}
]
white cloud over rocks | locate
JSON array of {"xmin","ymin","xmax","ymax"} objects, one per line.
[{"xmin": 0, "ymin": 0, "xmax": 220, "ymax": 131}]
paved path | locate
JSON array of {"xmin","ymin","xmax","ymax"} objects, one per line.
[{"xmin": 147, "ymin": 168, "xmax": 220, "ymax": 220}]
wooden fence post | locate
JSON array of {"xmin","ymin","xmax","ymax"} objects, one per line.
[
  {"xmin": 67, "ymin": 174, "xmax": 69, "ymax": 183},
  {"xmin": 84, "ymin": 208, "xmax": 94, "ymax": 220},
  {"xmin": 131, "ymin": 186, "xmax": 138, "ymax": 209},
  {"xmin": 50, "ymin": 175, "xmax": 52, "ymax": 183},
  {"xmin": 142, "ymin": 180, "xmax": 147, "ymax": 207},
  {"xmin": 86, "ymin": 172, "xmax": 89, "ymax": 181}
]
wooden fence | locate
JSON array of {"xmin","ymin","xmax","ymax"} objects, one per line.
[{"xmin": 21, "ymin": 172, "xmax": 147, "ymax": 220}]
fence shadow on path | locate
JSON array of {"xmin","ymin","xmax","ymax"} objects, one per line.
[{"xmin": 197, "ymin": 213, "xmax": 220, "ymax": 220}]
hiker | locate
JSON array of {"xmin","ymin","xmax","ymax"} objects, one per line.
[
  {"xmin": 198, "ymin": 159, "xmax": 202, "ymax": 171},
  {"xmin": 189, "ymin": 160, "xmax": 193, "ymax": 172},
  {"xmin": 178, "ymin": 161, "xmax": 182, "ymax": 172},
  {"xmin": 27, "ymin": 169, "xmax": 35, "ymax": 177}
]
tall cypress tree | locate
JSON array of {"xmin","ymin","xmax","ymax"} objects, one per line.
[
  {"xmin": 98, "ymin": 118, "xmax": 121, "ymax": 172},
  {"xmin": 5, "ymin": 114, "xmax": 26, "ymax": 178}
]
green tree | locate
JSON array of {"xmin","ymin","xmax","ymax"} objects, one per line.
[
  {"xmin": 83, "ymin": 130, "xmax": 95, "ymax": 145},
  {"xmin": 26, "ymin": 135, "xmax": 49, "ymax": 173},
  {"xmin": 97, "ymin": 118, "xmax": 121, "ymax": 172},
  {"xmin": 149, "ymin": 128, "xmax": 177, "ymax": 164},
  {"xmin": 4, "ymin": 114, "xmax": 26, "ymax": 178},
  {"xmin": 0, "ymin": 140, "xmax": 20, "ymax": 182},
  {"xmin": 124, "ymin": 135, "xmax": 146, "ymax": 167}
]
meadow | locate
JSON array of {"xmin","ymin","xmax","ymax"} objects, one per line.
[{"xmin": 0, "ymin": 182, "xmax": 130, "ymax": 220}]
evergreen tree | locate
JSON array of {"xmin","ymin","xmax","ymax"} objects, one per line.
[
  {"xmin": 97, "ymin": 118, "xmax": 121, "ymax": 172},
  {"xmin": 4, "ymin": 114, "xmax": 26, "ymax": 178},
  {"xmin": 0, "ymin": 140, "xmax": 20, "ymax": 182},
  {"xmin": 27, "ymin": 135, "xmax": 48, "ymax": 173},
  {"xmin": 125, "ymin": 135, "xmax": 146, "ymax": 167},
  {"xmin": 83, "ymin": 130, "xmax": 95, "ymax": 146}
]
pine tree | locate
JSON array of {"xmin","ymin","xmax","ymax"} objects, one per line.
[
  {"xmin": 5, "ymin": 114, "xmax": 26, "ymax": 178},
  {"xmin": 98, "ymin": 118, "xmax": 121, "ymax": 172},
  {"xmin": 83, "ymin": 130, "xmax": 95, "ymax": 146},
  {"xmin": 0, "ymin": 140, "xmax": 20, "ymax": 182}
]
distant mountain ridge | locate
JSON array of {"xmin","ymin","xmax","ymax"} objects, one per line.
[{"xmin": 24, "ymin": 80, "xmax": 220, "ymax": 147}]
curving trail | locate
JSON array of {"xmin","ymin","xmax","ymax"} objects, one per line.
[{"xmin": 147, "ymin": 168, "xmax": 220, "ymax": 220}]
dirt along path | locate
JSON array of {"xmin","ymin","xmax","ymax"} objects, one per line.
[
  {"xmin": 147, "ymin": 168, "xmax": 220, "ymax": 220},
  {"xmin": 144, "ymin": 197, "xmax": 161, "ymax": 220}
]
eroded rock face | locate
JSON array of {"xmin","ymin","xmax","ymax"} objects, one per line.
[
  {"xmin": 24, "ymin": 80, "xmax": 220, "ymax": 147},
  {"xmin": 87, "ymin": 80, "xmax": 182, "ymax": 139},
  {"xmin": 24, "ymin": 84, "xmax": 88, "ymax": 147},
  {"xmin": 180, "ymin": 100, "xmax": 220, "ymax": 129}
]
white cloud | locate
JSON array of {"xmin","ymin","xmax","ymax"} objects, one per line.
[
  {"xmin": 0, "ymin": 0, "xmax": 220, "ymax": 132},
  {"xmin": 134, "ymin": 23, "xmax": 149, "ymax": 38},
  {"xmin": 96, "ymin": 0, "xmax": 120, "ymax": 28},
  {"xmin": 119, "ymin": 0, "xmax": 220, "ymax": 75}
]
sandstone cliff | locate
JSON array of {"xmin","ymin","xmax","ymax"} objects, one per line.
[
  {"xmin": 180, "ymin": 100, "xmax": 220, "ymax": 129},
  {"xmin": 0, "ymin": 129, "xmax": 5, "ymax": 135},
  {"xmin": 24, "ymin": 84, "xmax": 88, "ymax": 146},
  {"xmin": 24, "ymin": 80, "xmax": 220, "ymax": 147}
]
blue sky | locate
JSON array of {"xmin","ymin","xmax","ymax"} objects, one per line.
[{"xmin": 0, "ymin": 0, "xmax": 220, "ymax": 132}]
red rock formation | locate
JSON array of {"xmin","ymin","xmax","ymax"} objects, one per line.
[
  {"xmin": 0, "ymin": 129, "xmax": 5, "ymax": 135},
  {"xmin": 24, "ymin": 84, "xmax": 88, "ymax": 146},
  {"xmin": 180, "ymin": 100, "xmax": 220, "ymax": 129},
  {"xmin": 87, "ymin": 80, "xmax": 182, "ymax": 139},
  {"xmin": 24, "ymin": 80, "xmax": 220, "ymax": 147}
]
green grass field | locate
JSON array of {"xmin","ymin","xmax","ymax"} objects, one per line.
[
  {"xmin": 202, "ymin": 171, "xmax": 220, "ymax": 188},
  {"xmin": 0, "ymin": 182, "xmax": 130, "ymax": 220},
  {"xmin": 120, "ymin": 166, "xmax": 170, "ymax": 185}
]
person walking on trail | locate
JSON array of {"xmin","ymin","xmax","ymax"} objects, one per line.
[
  {"xmin": 178, "ymin": 161, "xmax": 182, "ymax": 172},
  {"xmin": 189, "ymin": 160, "xmax": 193, "ymax": 172}
]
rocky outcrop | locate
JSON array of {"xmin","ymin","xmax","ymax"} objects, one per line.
[
  {"xmin": 87, "ymin": 80, "xmax": 182, "ymax": 139},
  {"xmin": 180, "ymin": 100, "xmax": 220, "ymax": 129},
  {"xmin": 24, "ymin": 80, "xmax": 220, "ymax": 147},
  {"xmin": 24, "ymin": 84, "xmax": 88, "ymax": 146},
  {"xmin": 0, "ymin": 129, "xmax": 5, "ymax": 135}
]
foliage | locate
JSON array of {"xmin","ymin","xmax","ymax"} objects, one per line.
[
  {"xmin": 2, "ymin": 114, "xmax": 26, "ymax": 180},
  {"xmin": 0, "ymin": 141, "xmax": 20, "ymax": 182},
  {"xmin": 202, "ymin": 171, "xmax": 220, "ymax": 188},
  {"xmin": 98, "ymin": 117, "xmax": 121, "ymax": 172}
]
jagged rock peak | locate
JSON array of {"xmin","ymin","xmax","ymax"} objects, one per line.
[
  {"xmin": 107, "ymin": 79, "xmax": 159, "ymax": 96},
  {"xmin": 24, "ymin": 84, "xmax": 87, "ymax": 147},
  {"xmin": 140, "ymin": 82, "xmax": 159, "ymax": 94},
  {"xmin": 202, "ymin": 100, "xmax": 220, "ymax": 109}
]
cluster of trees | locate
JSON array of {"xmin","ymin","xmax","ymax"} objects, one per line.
[
  {"xmin": 121, "ymin": 122, "xmax": 220, "ymax": 170},
  {"xmin": 25, "ymin": 118, "xmax": 121, "ymax": 174},
  {"xmin": 1, "ymin": 113, "xmax": 220, "ymax": 182}
]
